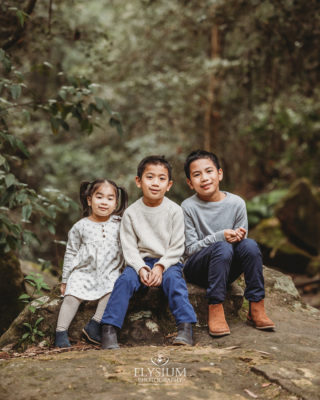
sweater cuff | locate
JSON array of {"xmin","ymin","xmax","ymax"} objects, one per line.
[
  {"xmin": 133, "ymin": 263, "xmax": 150, "ymax": 275},
  {"xmin": 156, "ymin": 258, "xmax": 178, "ymax": 271},
  {"xmin": 215, "ymin": 230, "xmax": 226, "ymax": 242}
]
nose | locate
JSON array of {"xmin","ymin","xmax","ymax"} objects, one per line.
[
  {"xmin": 151, "ymin": 177, "xmax": 160, "ymax": 186},
  {"xmin": 201, "ymin": 173, "xmax": 209, "ymax": 182}
]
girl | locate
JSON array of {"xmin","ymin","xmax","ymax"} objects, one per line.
[{"xmin": 55, "ymin": 179, "xmax": 128, "ymax": 348}]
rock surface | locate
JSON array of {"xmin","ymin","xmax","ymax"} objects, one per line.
[
  {"xmin": 0, "ymin": 280, "xmax": 243, "ymax": 349},
  {"xmin": 1, "ymin": 267, "xmax": 320, "ymax": 400}
]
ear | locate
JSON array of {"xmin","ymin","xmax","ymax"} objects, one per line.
[
  {"xmin": 166, "ymin": 180, "xmax": 173, "ymax": 192},
  {"xmin": 135, "ymin": 176, "xmax": 141, "ymax": 188},
  {"xmin": 87, "ymin": 196, "xmax": 92, "ymax": 206},
  {"xmin": 186, "ymin": 178, "xmax": 194, "ymax": 190},
  {"xmin": 218, "ymin": 168, "xmax": 223, "ymax": 182}
]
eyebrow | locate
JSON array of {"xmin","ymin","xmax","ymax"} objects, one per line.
[
  {"xmin": 146, "ymin": 172, "xmax": 168, "ymax": 177},
  {"xmin": 95, "ymin": 192, "xmax": 115, "ymax": 196}
]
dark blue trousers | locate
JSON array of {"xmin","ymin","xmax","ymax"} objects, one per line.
[
  {"xmin": 101, "ymin": 257, "xmax": 197, "ymax": 328},
  {"xmin": 184, "ymin": 239, "xmax": 265, "ymax": 304}
]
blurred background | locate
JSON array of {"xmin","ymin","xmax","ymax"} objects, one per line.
[{"xmin": 1, "ymin": 0, "xmax": 319, "ymax": 334}]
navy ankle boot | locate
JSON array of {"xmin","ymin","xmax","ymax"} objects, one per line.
[
  {"xmin": 55, "ymin": 331, "xmax": 71, "ymax": 348},
  {"xmin": 82, "ymin": 319, "xmax": 101, "ymax": 344},
  {"xmin": 101, "ymin": 324, "xmax": 119, "ymax": 350},
  {"xmin": 173, "ymin": 323, "xmax": 194, "ymax": 346}
]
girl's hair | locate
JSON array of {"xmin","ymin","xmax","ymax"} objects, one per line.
[{"xmin": 79, "ymin": 179, "xmax": 128, "ymax": 218}]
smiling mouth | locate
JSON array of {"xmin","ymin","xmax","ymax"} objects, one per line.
[{"xmin": 201, "ymin": 184, "xmax": 211, "ymax": 190}]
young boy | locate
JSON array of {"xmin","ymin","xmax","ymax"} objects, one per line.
[
  {"xmin": 101, "ymin": 155, "xmax": 197, "ymax": 349},
  {"xmin": 181, "ymin": 150, "xmax": 275, "ymax": 337}
]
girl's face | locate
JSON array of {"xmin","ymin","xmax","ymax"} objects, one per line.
[{"xmin": 87, "ymin": 183, "xmax": 117, "ymax": 222}]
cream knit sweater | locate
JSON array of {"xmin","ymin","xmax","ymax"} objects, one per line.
[{"xmin": 120, "ymin": 197, "xmax": 185, "ymax": 274}]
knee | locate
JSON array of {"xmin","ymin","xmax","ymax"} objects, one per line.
[
  {"xmin": 238, "ymin": 238, "xmax": 261, "ymax": 257},
  {"xmin": 116, "ymin": 267, "xmax": 139, "ymax": 290},
  {"xmin": 209, "ymin": 241, "xmax": 234, "ymax": 263},
  {"xmin": 163, "ymin": 266, "xmax": 182, "ymax": 286}
]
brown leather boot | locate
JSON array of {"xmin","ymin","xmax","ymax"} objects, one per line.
[
  {"xmin": 247, "ymin": 299, "xmax": 275, "ymax": 330},
  {"xmin": 208, "ymin": 304, "xmax": 230, "ymax": 337}
]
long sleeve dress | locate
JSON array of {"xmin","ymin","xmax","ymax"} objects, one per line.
[{"xmin": 62, "ymin": 216, "xmax": 124, "ymax": 300}]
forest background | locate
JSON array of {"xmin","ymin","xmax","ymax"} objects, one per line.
[{"xmin": 1, "ymin": 0, "xmax": 319, "ymax": 275}]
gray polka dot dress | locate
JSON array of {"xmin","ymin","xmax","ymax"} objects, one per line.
[{"xmin": 62, "ymin": 216, "xmax": 124, "ymax": 300}]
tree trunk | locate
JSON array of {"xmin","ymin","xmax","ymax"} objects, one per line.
[{"xmin": 204, "ymin": 24, "xmax": 220, "ymax": 152}]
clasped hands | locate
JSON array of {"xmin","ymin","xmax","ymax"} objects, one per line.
[
  {"xmin": 224, "ymin": 227, "xmax": 247, "ymax": 243},
  {"xmin": 139, "ymin": 264, "xmax": 164, "ymax": 287}
]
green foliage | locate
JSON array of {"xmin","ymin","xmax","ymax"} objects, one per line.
[
  {"xmin": 20, "ymin": 317, "xmax": 45, "ymax": 343},
  {"xmin": 246, "ymin": 189, "xmax": 288, "ymax": 228},
  {"xmin": 0, "ymin": 48, "xmax": 121, "ymax": 256},
  {"xmin": 18, "ymin": 273, "xmax": 49, "ymax": 344}
]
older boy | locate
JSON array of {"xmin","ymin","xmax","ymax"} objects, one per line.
[
  {"xmin": 181, "ymin": 150, "xmax": 275, "ymax": 337},
  {"xmin": 101, "ymin": 155, "xmax": 197, "ymax": 349}
]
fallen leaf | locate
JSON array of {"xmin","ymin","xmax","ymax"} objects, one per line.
[
  {"xmin": 244, "ymin": 389, "xmax": 258, "ymax": 398},
  {"xmin": 223, "ymin": 346, "xmax": 240, "ymax": 350},
  {"xmin": 257, "ymin": 350, "xmax": 271, "ymax": 355}
]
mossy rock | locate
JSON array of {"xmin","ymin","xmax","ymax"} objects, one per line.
[
  {"xmin": 250, "ymin": 217, "xmax": 316, "ymax": 274},
  {"xmin": 275, "ymin": 178, "xmax": 320, "ymax": 255}
]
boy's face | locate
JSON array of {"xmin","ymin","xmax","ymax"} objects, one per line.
[
  {"xmin": 136, "ymin": 163, "xmax": 173, "ymax": 207},
  {"xmin": 187, "ymin": 158, "xmax": 223, "ymax": 202}
]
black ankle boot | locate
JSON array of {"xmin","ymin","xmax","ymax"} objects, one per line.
[
  {"xmin": 82, "ymin": 319, "xmax": 101, "ymax": 344},
  {"xmin": 55, "ymin": 331, "xmax": 71, "ymax": 348},
  {"xmin": 101, "ymin": 324, "xmax": 120, "ymax": 350},
  {"xmin": 173, "ymin": 323, "xmax": 193, "ymax": 346}
]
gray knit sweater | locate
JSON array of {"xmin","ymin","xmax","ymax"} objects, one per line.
[{"xmin": 181, "ymin": 192, "xmax": 248, "ymax": 257}]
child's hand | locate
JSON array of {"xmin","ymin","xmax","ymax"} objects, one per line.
[
  {"xmin": 224, "ymin": 229, "xmax": 240, "ymax": 243},
  {"xmin": 139, "ymin": 267, "xmax": 151, "ymax": 286},
  {"xmin": 224, "ymin": 228, "xmax": 247, "ymax": 243},
  {"xmin": 60, "ymin": 283, "xmax": 66, "ymax": 296},
  {"xmin": 148, "ymin": 264, "xmax": 164, "ymax": 287},
  {"xmin": 235, "ymin": 227, "xmax": 246, "ymax": 241}
]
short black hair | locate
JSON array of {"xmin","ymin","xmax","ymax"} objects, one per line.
[
  {"xmin": 137, "ymin": 155, "xmax": 172, "ymax": 181},
  {"xmin": 184, "ymin": 150, "xmax": 221, "ymax": 179}
]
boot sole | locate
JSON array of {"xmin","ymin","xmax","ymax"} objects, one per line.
[
  {"xmin": 82, "ymin": 329, "xmax": 101, "ymax": 345},
  {"xmin": 246, "ymin": 319, "xmax": 275, "ymax": 331},
  {"xmin": 172, "ymin": 338, "xmax": 193, "ymax": 346},
  {"xmin": 101, "ymin": 344, "xmax": 120, "ymax": 350},
  {"xmin": 209, "ymin": 330, "xmax": 230, "ymax": 337}
]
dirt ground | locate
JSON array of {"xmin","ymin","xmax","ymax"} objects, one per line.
[{"xmin": 1, "ymin": 271, "xmax": 320, "ymax": 400}]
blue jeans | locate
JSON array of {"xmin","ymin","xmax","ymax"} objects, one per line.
[
  {"xmin": 101, "ymin": 257, "xmax": 197, "ymax": 328},
  {"xmin": 184, "ymin": 239, "xmax": 265, "ymax": 304}
]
